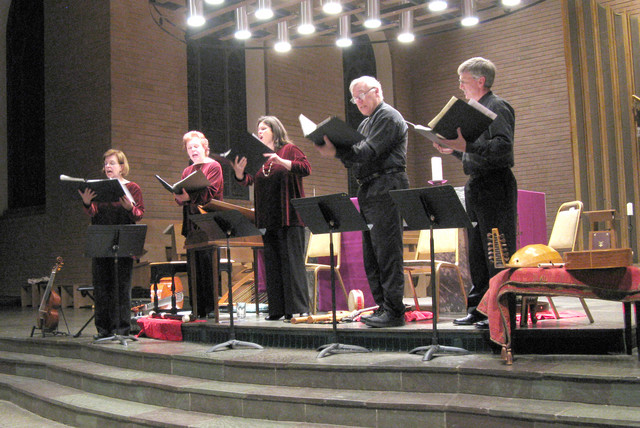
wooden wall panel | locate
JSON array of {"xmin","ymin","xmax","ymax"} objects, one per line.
[{"xmin": 564, "ymin": 0, "xmax": 640, "ymax": 257}]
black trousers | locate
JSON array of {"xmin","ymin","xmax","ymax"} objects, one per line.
[
  {"xmin": 357, "ymin": 173, "xmax": 408, "ymax": 318},
  {"xmin": 186, "ymin": 248, "xmax": 216, "ymax": 319},
  {"xmin": 92, "ymin": 257, "xmax": 133, "ymax": 336},
  {"xmin": 263, "ymin": 226, "xmax": 309, "ymax": 316},
  {"xmin": 464, "ymin": 168, "xmax": 518, "ymax": 315}
]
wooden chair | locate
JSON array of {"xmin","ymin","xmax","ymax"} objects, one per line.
[
  {"xmin": 522, "ymin": 201, "xmax": 594, "ymax": 324},
  {"xmin": 305, "ymin": 232, "xmax": 348, "ymax": 314},
  {"xmin": 403, "ymin": 228, "xmax": 467, "ymax": 321}
]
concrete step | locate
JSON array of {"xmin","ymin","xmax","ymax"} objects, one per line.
[
  {"xmin": 0, "ymin": 372, "xmax": 346, "ymax": 427},
  {"xmin": 1, "ymin": 349, "xmax": 640, "ymax": 427},
  {"xmin": 2, "ymin": 336, "xmax": 640, "ymax": 408}
]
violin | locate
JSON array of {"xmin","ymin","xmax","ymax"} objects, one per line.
[{"xmin": 36, "ymin": 257, "xmax": 64, "ymax": 332}]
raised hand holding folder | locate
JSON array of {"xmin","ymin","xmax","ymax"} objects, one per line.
[
  {"xmin": 155, "ymin": 170, "xmax": 210, "ymax": 194},
  {"xmin": 408, "ymin": 96, "xmax": 497, "ymax": 144},
  {"xmin": 210, "ymin": 132, "xmax": 273, "ymax": 176},
  {"xmin": 60, "ymin": 174, "xmax": 133, "ymax": 204},
  {"xmin": 298, "ymin": 114, "xmax": 365, "ymax": 148}
]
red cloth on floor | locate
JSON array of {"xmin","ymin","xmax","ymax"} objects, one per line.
[
  {"xmin": 515, "ymin": 310, "xmax": 586, "ymax": 324},
  {"xmin": 136, "ymin": 316, "xmax": 202, "ymax": 341},
  {"xmin": 477, "ymin": 266, "xmax": 640, "ymax": 350}
]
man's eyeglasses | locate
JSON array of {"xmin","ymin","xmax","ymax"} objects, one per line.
[{"xmin": 350, "ymin": 87, "xmax": 376, "ymax": 104}]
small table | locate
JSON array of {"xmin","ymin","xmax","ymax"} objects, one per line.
[{"xmin": 478, "ymin": 266, "xmax": 640, "ymax": 364}]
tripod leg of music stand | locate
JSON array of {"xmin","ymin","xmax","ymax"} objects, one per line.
[
  {"xmin": 317, "ymin": 343, "xmax": 371, "ymax": 359},
  {"xmin": 409, "ymin": 344, "xmax": 471, "ymax": 361},
  {"xmin": 74, "ymin": 313, "xmax": 95, "ymax": 338}
]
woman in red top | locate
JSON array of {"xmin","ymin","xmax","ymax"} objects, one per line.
[
  {"xmin": 80, "ymin": 149, "xmax": 145, "ymax": 339},
  {"xmin": 175, "ymin": 131, "xmax": 224, "ymax": 318},
  {"xmin": 233, "ymin": 116, "xmax": 311, "ymax": 320}
]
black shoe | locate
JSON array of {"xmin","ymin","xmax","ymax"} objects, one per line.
[
  {"xmin": 453, "ymin": 313, "xmax": 487, "ymax": 326},
  {"xmin": 474, "ymin": 319, "xmax": 489, "ymax": 329},
  {"xmin": 363, "ymin": 311, "xmax": 405, "ymax": 328},
  {"xmin": 284, "ymin": 314, "xmax": 293, "ymax": 320},
  {"xmin": 360, "ymin": 307, "xmax": 382, "ymax": 321},
  {"xmin": 265, "ymin": 314, "xmax": 284, "ymax": 321}
]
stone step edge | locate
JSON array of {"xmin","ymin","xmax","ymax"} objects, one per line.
[
  {"xmin": 4, "ymin": 336, "xmax": 640, "ymax": 385},
  {"xmin": 0, "ymin": 374, "xmax": 349, "ymax": 428},
  {"xmin": 1, "ymin": 353, "xmax": 640, "ymax": 427}
]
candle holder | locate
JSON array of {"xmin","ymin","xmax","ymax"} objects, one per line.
[{"xmin": 428, "ymin": 179, "xmax": 448, "ymax": 186}]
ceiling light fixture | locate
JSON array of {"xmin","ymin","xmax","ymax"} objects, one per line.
[
  {"xmin": 234, "ymin": 6, "xmax": 252, "ymax": 39},
  {"xmin": 397, "ymin": 9, "xmax": 415, "ymax": 43},
  {"xmin": 322, "ymin": 0, "xmax": 342, "ymax": 15},
  {"xmin": 255, "ymin": 0, "xmax": 274, "ymax": 20},
  {"xmin": 274, "ymin": 21, "xmax": 292, "ymax": 52},
  {"xmin": 364, "ymin": 0, "xmax": 381, "ymax": 29},
  {"xmin": 204, "ymin": 0, "xmax": 224, "ymax": 5},
  {"xmin": 501, "ymin": 0, "xmax": 521, "ymax": 6},
  {"xmin": 427, "ymin": 0, "xmax": 448, "ymax": 12},
  {"xmin": 336, "ymin": 15, "xmax": 352, "ymax": 47},
  {"xmin": 461, "ymin": 0, "xmax": 479, "ymax": 27},
  {"xmin": 298, "ymin": 0, "xmax": 316, "ymax": 35},
  {"xmin": 187, "ymin": 0, "xmax": 205, "ymax": 27}
]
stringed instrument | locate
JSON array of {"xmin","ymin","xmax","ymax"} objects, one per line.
[
  {"xmin": 36, "ymin": 257, "xmax": 64, "ymax": 332},
  {"xmin": 487, "ymin": 228, "xmax": 510, "ymax": 268},
  {"xmin": 488, "ymin": 228, "xmax": 564, "ymax": 268}
]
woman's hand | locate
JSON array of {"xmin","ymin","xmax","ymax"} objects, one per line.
[
  {"xmin": 119, "ymin": 195, "xmax": 134, "ymax": 211},
  {"xmin": 232, "ymin": 156, "xmax": 248, "ymax": 179},
  {"xmin": 264, "ymin": 153, "xmax": 291, "ymax": 170},
  {"xmin": 174, "ymin": 188, "xmax": 191, "ymax": 203},
  {"xmin": 78, "ymin": 188, "xmax": 96, "ymax": 206}
]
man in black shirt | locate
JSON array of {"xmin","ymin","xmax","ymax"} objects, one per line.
[
  {"xmin": 434, "ymin": 57, "xmax": 517, "ymax": 328},
  {"xmin": 316, "ymin": 76, "xmax": 409, "ymax": 328}
]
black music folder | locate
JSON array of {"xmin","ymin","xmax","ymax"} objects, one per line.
[
  {"xmin": 211, "ymin": 132, "xmax": 274, "ymax": 176},
  {"xmin": 60, "ymin": 174, "xmax": 129, "ymax": 203},
  {"xmin": 298, "ymin": 114, "xmax": 365, "ymax": 148},
  {"xmin": 155, "ymin": 170, "xmax": 210, "ymax": 194}
]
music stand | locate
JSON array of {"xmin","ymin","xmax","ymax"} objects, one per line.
[
  {"xmin": 291, "ymin": 193, "xmax": 371, "ymax": 358},
  {"xmin": 85, "ymin": 224, "xmax": 147, "ymax": 346},
  {"xmin": 191, "ymin": 210, "xmax": 264, "ymax": 352},
  {"xmin": 389, "ymin": 185, "xmax": 472, "ymax": 361}
]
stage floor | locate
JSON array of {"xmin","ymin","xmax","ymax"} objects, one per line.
[{"xmin": 7, "ymin": 295, "xmax": 636, "ymax": 356}]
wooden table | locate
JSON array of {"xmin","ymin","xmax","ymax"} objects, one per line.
[{"xmin": 478, "ymin": 266, "xmax": 640, "ymax": 364}]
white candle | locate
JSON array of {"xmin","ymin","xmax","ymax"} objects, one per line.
[
  {"xmin": 627, "ymin": 202, "xmax": 634, "ymax": 216},
  {"xmin": 431, "ymin": 157, "xmax": 443, "ymax": 182}
]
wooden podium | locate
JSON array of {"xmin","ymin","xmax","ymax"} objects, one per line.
[{"xmin": 185, "ymin": 200, "xmax": 262, "ymax": 322}]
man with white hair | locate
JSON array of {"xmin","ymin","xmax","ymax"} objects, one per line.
[{"xmin": 316, "ymin": 76, "xmax": 409, "ymax": 328}]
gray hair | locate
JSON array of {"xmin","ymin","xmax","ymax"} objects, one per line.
[
  {"xmin": 349, "ymin": 76, "xmax": 384, "ymax": 101},
  {"xmin": 458, "ymin": 57, "xmax": 496, "ymax": 89}
]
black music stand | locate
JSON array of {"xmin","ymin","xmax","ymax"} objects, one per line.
[
  {"xmin": 390, "ymin": 185, "xmax": 472, "ymax": 361},
  {"xmin": 191, "ymin": 210, "xmax": 264, "ymax": 352},
  {"xmin": 291, "ymin": 193, "xmax": 371, "ymax": 358},
  {"xmin": 85, "ymin": 224, "xmax": 147, "ymax": 346}
]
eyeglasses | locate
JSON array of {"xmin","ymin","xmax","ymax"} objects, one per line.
[
  {"xmin": 350, "ymin": 87, "xmax": 376, "ymax": 104},
  {"xmin": 104, "ymin": 161, "xmax": 120, "ymax": 167}
]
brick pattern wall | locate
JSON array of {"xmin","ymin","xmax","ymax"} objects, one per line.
[{"xmin": 396, "ymin": 0, "xmax": 573, "ymax": 241}]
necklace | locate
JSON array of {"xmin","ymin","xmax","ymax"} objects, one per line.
[{"xmin": 262, "ymin": 161, "xmax": 273, "ymax": 177}]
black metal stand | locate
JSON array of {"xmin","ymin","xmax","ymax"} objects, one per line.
[
  {"xmin": 191, "ymin": 210, "xmax": 264, "ymax": 353},
  {"xmin": 292, "ymin": 193, "xmax": 371, "ymax": 358},
  {"xmin": 73, "ymin": 286, "xmax": 95, "ymax": 337},
  {"xmin": 390, "ymin": 185, "xmax": 472, "ymax": 361},
  {"xmin": 85, "ymin": 224, "xmax": 147, "ymax": 347}
]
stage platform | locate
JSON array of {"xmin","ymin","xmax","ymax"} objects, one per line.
[
  {"xmin": 172, "ymin": 296, "xmax": 634, "ymax": 356},
  {"xmin": 8, "ymin": 295, "xmax": 636, "ymax": 356}
]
